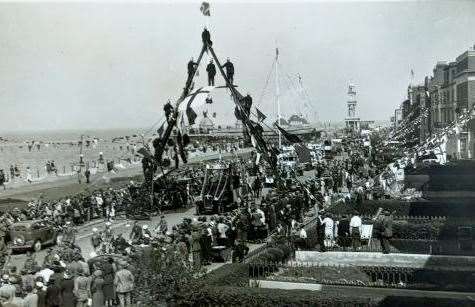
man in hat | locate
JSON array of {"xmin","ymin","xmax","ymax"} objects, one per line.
[
  {"xmin": 201, "ymin": 27, "xmax": 212, "ymax": 48},
  {"xmin": 380, "ymin": 210, "xmax": 393, "ymax": 254},
  {"xmin": 84, "ymin": 168, "xmax": 91, "ymax": 184},
  {"xmin": 206, "ymin": 59, "xmax": 216, "ymax": 86},
  {"xmin": 337, "ymin": 214, "xmax": 351, "ymax": 250},
  {"xmin": 163, "ymin": 100, "xmax": 174, "ymax": 123},
  {"xmin": 187, "ymin": 57, "xmax": 198, "ymax": 81},
  {"xmin": 101, "ymin": 222, "xmax": 114, "ymax": 253},
  {"xmin": 73, "ymin": 270, "xmax": 90, "ymax": 307},
  {"xmin": 63, "ymin": 221, "xmax": 77, "ymax": 245},
  {"xmin": 221, "ymin": 58, "xmax": 235, "ymax": 84},
  {"xmin": 232, "ymin": 239, "xmax": 249, "ymax": 263}
]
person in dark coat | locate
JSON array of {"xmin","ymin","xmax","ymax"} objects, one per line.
[
  {"xmin": 84, "ymin": 169, "xmax": 90, "ymax": 184},
  {"xmin": 206, "ymin": 60, "xmax": 216, "ymax": 86},
  {"xmin": 60, "ymin": 272, "xmax": 75, "ymax": 307},
  {"xmin": 201, "ymin": 27, "xmax": 212, "ymax": 47},
  {"xmin": 187, "ymin": 58, "xmax": 198, "ymax": 81},
  {"xmin": 252, "ymin": 176, "xmax": 262, "ymax": 198},
  {"xmin": 337, "ymin": 214, "xmax": 351, "ymax": 249},
  {"xmin": 232, "ymin": 239, "xmax": 249, "ymax": 263},
  {"xmin": 102, "ymin": 258, "xmax": 115, "ymax": 307},
  {"xmin": 267, "ymin": 203, "xmax": 277, "ymax": 232},
  {"xmin": 221, "ymin": 58, "xmax": 234, "ymax": 84},
  {"xmin": 163, "ymin": 100, "xmax": 174, "ymax": 123},
  {"xmin": 380, "ymin": 211, "xmax": 393, "ymax": 254},
  {"xmin": 46, "ymin": 277, "xmax": 62, "ymax": 307},
  {"xmin": 241, "ymin": 94, "xmax": 252, "ymax": 116}
]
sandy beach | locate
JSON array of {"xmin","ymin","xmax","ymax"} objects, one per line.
[{"xmin": 0, "ymin": 148, "xmax": 251, "ymax": 210}]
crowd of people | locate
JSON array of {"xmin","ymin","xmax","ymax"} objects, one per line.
[
  {"xmin": 0, "ymin": 127, "xmax": 404, "ymax": 306},
  {"xmin": 0, "ymin": 243, "xmax": 135, "ymax": 307}
]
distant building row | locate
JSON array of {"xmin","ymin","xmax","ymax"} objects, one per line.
[{"xmin": 391, "ymin": 44, "xmax": 475, "ymax": 159}]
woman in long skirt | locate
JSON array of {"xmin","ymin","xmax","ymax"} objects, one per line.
[
  {"xmin": 91, "ymin": 270, "xmax": 105, "ymax": 307},
  {"xmin": 102, "ymin": 258, "xmax": 116, "ymax": 307}
]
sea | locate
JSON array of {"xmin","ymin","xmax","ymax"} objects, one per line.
[{"xmin": 0, "ymin": 128, "xmax": 149, "ymax": 180}]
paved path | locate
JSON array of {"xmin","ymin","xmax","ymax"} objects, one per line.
[{"xmin": 7, "ymin": 207, "xmax": 197, "ymax": 269}]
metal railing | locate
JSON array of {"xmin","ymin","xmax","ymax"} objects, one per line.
[{"xmin": 248, "ymin": 261, "xmax": 475, "ymax": 290}]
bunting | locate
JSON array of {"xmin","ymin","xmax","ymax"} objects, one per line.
[
  {"xmin": 294, "ymin": 143, "xmax": 312, "ymax": 163},
  {"xmin": 256, "ymin": 108, "xmax": 267, "ymax": 122},
  {"xmin": 275, "ymin": 124, "xmax": 302, "ymax": 143},
  {"xmin": 156, "ymin": 122, "xmax": 165, "ymax": 137}
]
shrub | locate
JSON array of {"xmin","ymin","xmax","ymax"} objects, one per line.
[
  {"xmin": 174, "ymin": 285, "xmax": 374, "ymax": 306},
  {"xmin": 266, "ymin": 247, "xmax": 285, "ymax": 263},
  {"xmin": 200, "ymin": 263, "xmax": 248, "ymax": 287}
]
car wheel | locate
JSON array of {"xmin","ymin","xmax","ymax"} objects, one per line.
[{"xmin": 33, "ymin": 240, "xmax": 42, "ymax": 252}]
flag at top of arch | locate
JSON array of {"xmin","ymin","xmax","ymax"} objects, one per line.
[{"xmin": 200, "ymin": 2, "xmax": 211, "ymax": 16}]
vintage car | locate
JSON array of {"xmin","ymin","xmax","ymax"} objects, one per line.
[{"xmin": 9, "ymin": 220, "xmax": 58, "ymax": 252}]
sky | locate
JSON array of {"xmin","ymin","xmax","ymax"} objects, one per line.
[{"xmin": 1, "ymin": 0, "xmax": 475, "ymax": 132}]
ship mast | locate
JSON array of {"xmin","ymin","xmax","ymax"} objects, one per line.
[{"xmin": 275, "ymin": 47, "xmax": 282, "ymax": 148}]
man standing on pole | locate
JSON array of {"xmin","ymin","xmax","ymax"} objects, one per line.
[
  {"xmin": 202, "ymin": 27, "xmax": 212, "ymax": 48},
  {"xmin": 206, "ymin": 59, "xmax": 216, "ymax": 86},
  {"xmin": 221, "ymin": 58, "xmax": 235, "ymax": 85},
  {"xmin": 187, "ymin": 57, "xmax": 198, "ymax": 81}
]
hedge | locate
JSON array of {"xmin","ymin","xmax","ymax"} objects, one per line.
[
  {"xmin": 328, "ymin": 199, "xmax": 475, "ymax": 218},
  {"xmin": 174, "ymin": 285, "xmax": 374, "ymax": 307}
]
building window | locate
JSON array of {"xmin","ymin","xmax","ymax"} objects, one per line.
[
  {"xmin": 456, "ymin": 81, "xmax": 469, "ymax": 109},
  {"xmin": 457, "ymin": 57, "xmax": 468, "ymax": 73}
]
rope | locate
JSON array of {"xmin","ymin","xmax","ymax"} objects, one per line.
[
  {"xmin": 256, "ymin": 59, "xmax": 276, "ymax": 107},
  {"xmin": 212, "ymin": 173, "xmax": 223, "ymax": 197},
  {"xmin": 216, "ymin": 175, "xmax": 228, "ymax": 200},
  {"xmin": 200, "ymin": 168, "xmax": 209, "ymax": 196}
]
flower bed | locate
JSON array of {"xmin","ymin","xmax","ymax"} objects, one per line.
[
  {"xmin": 173, "ymin": 262, "xmax": 475, "ymax": 306},
  {"xmin": 266, "ymin": 265, "xmax": 371, "ymax": 285},
  {"xmin": 263, "ymin": 264, "xmax": 475, "ymax": 292}
]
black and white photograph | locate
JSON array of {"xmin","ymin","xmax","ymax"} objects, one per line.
[{"xmin": 1, "ymin": 0, "xmax": 475, "ymax": 306}]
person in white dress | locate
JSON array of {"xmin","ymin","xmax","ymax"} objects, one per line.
[
  {"xmin": 26, "ymin": 167, "xmax": 32, "ymax": 184},
  {"xmin": 321, "ymin": 214, "xmax": 334, "ymax": 248}
]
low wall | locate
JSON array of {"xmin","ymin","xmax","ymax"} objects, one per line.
[{"xmin": 294, "ymin": 251, "xmax": 475, "ymax": 270}]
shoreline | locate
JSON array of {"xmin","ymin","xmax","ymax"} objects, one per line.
[{"xmin": 0, "ymin": 148, "xmax": 252, "ymax": 210}]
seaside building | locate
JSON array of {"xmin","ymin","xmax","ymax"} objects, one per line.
[{"xmin": 394, "ymin": 44, "xmax": 475, "ymax": 159}]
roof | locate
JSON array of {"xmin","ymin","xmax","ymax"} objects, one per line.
[
  {"xmin": 288, "ymin": 114, "xmax": 309, "ymax": 124},
  {"xmin": 199, "ymin": 117, "xmax": 214, "ymax": 128}
]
